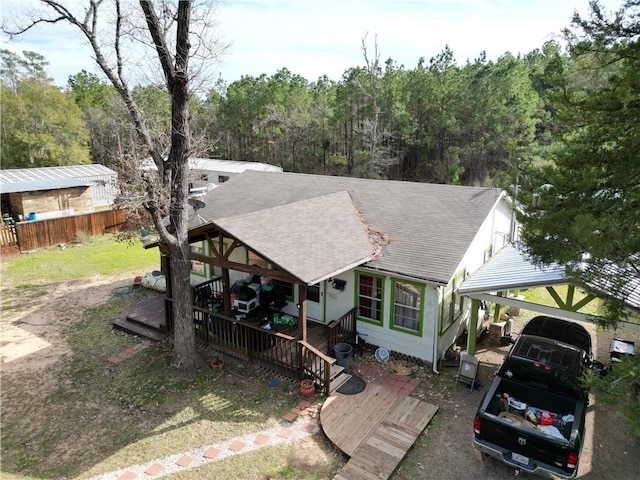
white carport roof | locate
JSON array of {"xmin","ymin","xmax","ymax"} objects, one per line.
[
  {"xmin": 458, "ymin": 244, "xmax": 567, "ymax": 295},
  {"xmin": 456, "ymin": 244, "xmax": 596, "ymax": 322}
]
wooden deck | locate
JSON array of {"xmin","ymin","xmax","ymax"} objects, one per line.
[
  {"xmin": 113, "ymin": 294, "xmax": 168, "ymax": 341},
  {"xmin": 114, "ymin": 293, "xmax": 332, "ymax": 353},
  {"xmin": 321, "ymin": 383, "xmax": 438, "ymax": 480}
]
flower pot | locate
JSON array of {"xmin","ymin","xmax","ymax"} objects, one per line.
[
  {"xmin": 300, "ymin": 379, "xmax": 315, "ymax": 397},
  {"xmin": 210, "ymin": 357, "xmax": 224, "ymax": 369}
]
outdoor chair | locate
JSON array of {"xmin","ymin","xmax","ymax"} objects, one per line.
[{"xmin": 454, "ymin": 352, "xmax": 479, "ymax": 391}]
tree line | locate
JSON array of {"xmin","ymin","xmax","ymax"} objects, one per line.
[{"xmin": 0, "ymin": 39, "xmax": 590, "ymax": 186}]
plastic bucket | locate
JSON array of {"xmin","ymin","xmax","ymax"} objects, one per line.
[
  {"xmin": 334, "ymin": 343, "xmax": 353, "ymax": 370},
  {"xmin": 28, "ymin": 212, "xmax": 36, "ymax": 221},
  {"xmin": 375, "ymin": 347, "xmax": 389, "ymax": 363}
]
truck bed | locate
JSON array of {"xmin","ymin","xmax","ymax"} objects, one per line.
[
  {"xmin": 474, "ymin": 375, "xmax": 586, "ymax": 478},
  {"xmin": 483, "ymin": 376, "xmax": 582, "ymax": 441}
]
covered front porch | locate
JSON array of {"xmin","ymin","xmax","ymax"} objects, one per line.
[
  {"xmin": 189, "ymin": 276, "xmax": 358, "ymax": 393},
  {"xmin": 116, "ymin": 275, "xmax": 359, "ymax": 394},
  {"xmin": 146, "ymin": 192, "xmax": 376, "ymax": 393}
]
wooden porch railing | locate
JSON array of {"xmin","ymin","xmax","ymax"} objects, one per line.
[
  {"xmin": 327, "ymin": 307, "xmax": 357, "ymax": 356},
  {"xmin": 184, "ymin": 283, "xmax": 357, "ymax": 394},
  {"xmin": 0, "ymin": 223, "xmax": 17, "ymax": 249},
  {"xmin": 192, "ymin": 306, "xmax": 336, "ymax": 394},
  {"xmin": 300, "ymin": 340, "xmax": 336, "ymax": 394},
  {"xmin": 193, "ymin": 276, "xmax": 223, "ymax": 308}
]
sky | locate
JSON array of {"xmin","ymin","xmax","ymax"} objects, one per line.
[{"xmin": 0, "ymin": 0, "xmax": 625, "ymax": 88}]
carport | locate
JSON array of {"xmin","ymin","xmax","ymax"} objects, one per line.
[{"xmin": 457, "ymin": 244, "xmax": 599, "ymax": 355}]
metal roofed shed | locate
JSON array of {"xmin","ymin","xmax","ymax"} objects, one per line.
[
  {"xmin": 140, "ymin": 157, "xmax": 283, "ymax": 196},
  {"xmin": 0, "ymin": 164, "xmax": 117, "ymax": 209},
  {"xmin": 0, "ymin": 178, "xmax": 93, "ymax": 195}
]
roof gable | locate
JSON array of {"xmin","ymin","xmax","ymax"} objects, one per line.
[{"xmin": 215, "ymin": 191, "xmax": 374, "ymax": 284}]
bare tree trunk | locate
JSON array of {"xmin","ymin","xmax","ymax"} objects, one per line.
[
  {"xmin": 167, "ymin": 242, "xmax": 198, "ymax": 369},
  {"xmin": 141, "ymin": 1, "xmax": 201, "ymax": 370}
]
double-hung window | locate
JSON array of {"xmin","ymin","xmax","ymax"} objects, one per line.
[
  {"xmin": 190, "ymin": 242, "xmax": 207, "ymax": 277},
  {"xmin": 356, "ymin": 272, "xmax": 384, "ymax": 324},
  {"xmin": 440, "ymin": 269, "xmax": 466, "ymax": 333},
  {"xmin": 391, "ymin": 280, "xmax": 424, "ymax": 335}
]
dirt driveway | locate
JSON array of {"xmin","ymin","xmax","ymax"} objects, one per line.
[
  {"xmin": 1, "ymin": 271, "xmax": 639, "ymax": 479},
  {"xmin": 387, "ymin": 315, "xmax": 640, "ymax": 480}
]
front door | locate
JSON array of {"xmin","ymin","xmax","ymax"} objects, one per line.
[{"xmin": 305, "ymin": 281, "xmax": 325, "ymax": 323}]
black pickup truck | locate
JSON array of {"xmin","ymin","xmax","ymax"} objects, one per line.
[{"xmin": 473, "ymin": 316, "xmax": 596, "ymax": 478}]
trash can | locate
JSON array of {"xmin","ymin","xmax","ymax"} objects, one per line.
[{"xmin": 334, "ymin": 343, "xmax": 353, "ymax": 371}]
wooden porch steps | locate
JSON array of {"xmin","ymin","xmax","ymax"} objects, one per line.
[
  {"xmin": 112, "ymin": 294, "xmax": 167, "ymax": 342},
  {"xmin": 306, "ymin": 358, "xmax": 349, "ymax": 393},
  {"xmin": 113, "ymin": 316, "xmax": 167, "ymax": 342},
  {"xmin": 329, "ymin": 362, "xmax": 345, "ymax": 380},
  {"xmin": 330, "ymin": 373, "xmax": 352, "ymax": 393}
]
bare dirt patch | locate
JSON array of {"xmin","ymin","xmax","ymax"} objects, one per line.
[
  {"xmin": 1, "ymin": 272, "xmax": 138, "ymax": 376},
  {"xmin": 384, "ymin": 314, "xmax": 640, "ymax": 480}
]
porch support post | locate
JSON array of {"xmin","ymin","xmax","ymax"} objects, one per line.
[
  {"xmin": 222, "ymin": 267, "xmax": 231, "ymax": 317},
  {"xmin": 467, "ymin": 298, "xmax": 479, "ymax": 355},
  {"xmin": 493, "ymin": 291, "xmax": 503, "ymax": 322},
  {"xmin": 161, "ymin": 253, "xmax": 173, "ymax": 332},
  {"xmin": 298, "ymin": 284, "xmax": 308, "ymax": 342}
]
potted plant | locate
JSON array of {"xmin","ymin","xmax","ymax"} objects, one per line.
[
  {"xmin": 300, "ymin": 379, "xmax": 315, "ymax": 397},
  {"xmin": 210, "ymin": 355, "xmax": 224, "ymax": 369}
]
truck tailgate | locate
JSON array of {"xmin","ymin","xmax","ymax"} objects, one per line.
[{"xmin": 478, "ymin": 413, "xmax": 574, "ymax": 469}]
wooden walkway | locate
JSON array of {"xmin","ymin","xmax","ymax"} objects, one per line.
[{"xmin": 321, "ymin": 383, "xmax": 438, "ymax": 480}]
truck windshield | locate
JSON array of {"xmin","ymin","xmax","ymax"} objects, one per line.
[
  {"xmin": 501, "ymin": 357, "xmax": 583, "ymax": 397},
  {"xmin": 512, "ymin": 336, "xmax": 584, "ymax": 373}
]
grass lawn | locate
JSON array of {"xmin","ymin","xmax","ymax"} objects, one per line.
[
  {"xmin": 0, "ymin": 235, "xmax": 343, "ymax": 479},
  {"xmin": 1, "ymin": 234, "xmax": 161, "ymax": 287},
  {"xmin": 521, "ymin": 285, "xmax": 603, "ymax": 315}
]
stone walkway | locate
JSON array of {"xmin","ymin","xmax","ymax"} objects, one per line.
[
  {"xmin": 88, "ymin": 401, "xmax": 321, "ymax": 480},
  {"xmin": 93, "ymin": 344, "xmax": 420, "ymax": 480}
]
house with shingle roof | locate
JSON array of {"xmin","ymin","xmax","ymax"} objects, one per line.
[{"xmin": 175, "ymin": 170, "xmax": 514, "ymax": 368}]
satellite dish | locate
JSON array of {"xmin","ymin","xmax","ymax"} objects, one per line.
[
  {"xmin": 188, "ymin": 198, "xmax": 206, "ymax": 210},
  {"xmin": 188, "ymin": 198, "xmax": 207, "ymax": 224}
]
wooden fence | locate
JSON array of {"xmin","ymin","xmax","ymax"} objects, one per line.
[
  {"xmin": 0, "ymin": 224, "xmax": 18, "ymax": 249},
  {"xmin": 3, "ymin": 210, "xmax": 127, "ymax": 252}
]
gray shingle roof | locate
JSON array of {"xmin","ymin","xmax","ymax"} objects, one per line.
[
  {"xmin": 215, "ymin": 191, "xmax": 374, "ymax": 284},
  {"xmin": 194, "ymin": 171, "xmax": 504, "ymax": 284}
]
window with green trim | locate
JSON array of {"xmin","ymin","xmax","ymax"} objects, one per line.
[
  {"xmin": 391, "ymin": 280, "xmax": 423, "ymax": 333},
  {"xmin": 356, "ymin": 272, "xmax": 384, "ymax": 324},
  {"xmin": 190, "ymin": 241, "xmax": 207, "ymax": 277},
  {"xmin": 440, "ymin": 269, "xmax": 466, "ymax": 332}
]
